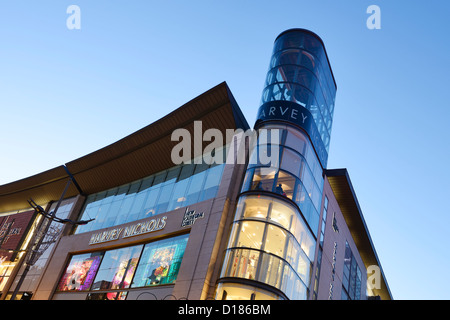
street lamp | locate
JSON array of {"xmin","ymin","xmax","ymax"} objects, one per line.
[{"xmin": 10, "ymin": 177, "xmax": 94, "ymax": 300}]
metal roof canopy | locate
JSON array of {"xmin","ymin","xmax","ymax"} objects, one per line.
[
  {"xmin": 325, "ymin": 168, "xmax": 393, "ymax": 300},
  {"xmin": 0, "ymin": 82, "xmax": 249, "ymax": 213}
]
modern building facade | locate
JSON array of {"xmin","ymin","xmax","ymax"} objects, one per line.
[{"xmin": 0, "ymin": 29, "xmax": 392, "ymax": 300}]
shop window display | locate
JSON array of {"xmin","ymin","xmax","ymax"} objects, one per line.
[
  {"xmin": 91, "ymin": 245, "xmax": 143, "ymax": 291},
  {"xmin": 56, "ymin": 234, "xmax": 189, "ymax": 295},
  {"xmin": 57, "ymin": 252, "xmax": 104, "ymax": 291},
  {"xmin": 131, "ymin": 234, "xmax": 189, "ymax": 287}
]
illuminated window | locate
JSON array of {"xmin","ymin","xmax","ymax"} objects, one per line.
[
  {"xmin": 92, "ymin": 245, "xmax": 143, "ymax": 290},
  {"xmin": 56, "ymin": 234, "xmax": 189, "ymax": 294},
  {"xmin": 131, "ymin": 234, "xmax": 189, "ymax": 287},
  {"xmin": 57, "ymin": 252, "xmax": 103, "ymax": 291}
]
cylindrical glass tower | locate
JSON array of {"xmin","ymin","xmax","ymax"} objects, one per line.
[{"xmin": 216, "ymin": 29, "xmax": 337, "ymax": 300}]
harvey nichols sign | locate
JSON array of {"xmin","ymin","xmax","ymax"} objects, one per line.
[
  {"xmin": 88, "ymin": 207, "xmax": 206, "ymax": 245},
  {"xmin": 256, "ymin": 101, "xmax": 328, "ymax": 167},
  {"xmin": 89, "ymin": 216, "xmax": 167, "ymax": 245}
]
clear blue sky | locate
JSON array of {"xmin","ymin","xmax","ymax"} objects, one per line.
[{"xmin": 1, "ymin": 1, "xmax": 449, "ymax": 300}]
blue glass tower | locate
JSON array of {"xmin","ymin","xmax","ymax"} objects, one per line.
[
  {"xmin": 216, "ymin": 29, "xmax": 337, "ymax": 300},
  {"xmin": 258, "ymin": 28, "xmax": 336, "ymax": 167}
]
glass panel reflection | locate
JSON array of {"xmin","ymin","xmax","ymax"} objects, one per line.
[
  {"xmin": 57, "ymin": 234, "xmax": 189, "ymax": 294},
  {"xmin": 221, "ymin": 248, "xmax": 308, "ymax": 301},
  {"xmin": 57, "ymin": 252, "xmax": 104, "ymax": 291},
  {"xmin": 75, "ymin": 161, "xmax": 224, "ymax": 234},
  {"xmin": 222, "ymin": 194, "xmax": 315, "ymax": 300},
  {"xmin": 92, "ymin": 245, "xmax": 143, "ymax": 291},
  {"xmin": 131, "ymin": 234, "xmax": 189, "ymax": 287}
]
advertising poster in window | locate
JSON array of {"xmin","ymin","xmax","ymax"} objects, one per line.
[
  {"xmin": 132, "ymin": 234, "xmax": 188, "ymax": 287},
  {"xmin": 57, "ymin": 253, "xmax": 103, "ymax": 291}
]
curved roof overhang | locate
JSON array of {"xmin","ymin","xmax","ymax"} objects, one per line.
[{"xmin": 0, "ymin": 82, "xmax": 249, "ymax": 213}]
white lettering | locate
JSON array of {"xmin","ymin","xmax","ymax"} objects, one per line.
[
  {"xmin": 171, "ymin": 128, "xmax": 191, "ymax": 164},
  {"xmin": 291, "ymin": 108, "xmax": 298, "ymax": 119},
  {"xmin": 367, "ymin": 5, "xmax": 381, "ymax": 30},
  {"xmin": 301, "ymin": 112, "xmax": 308, "ymax": 123},
  {"xmin": 279, "ymin": 106, "xmax": 289, "ymax": 115},
  {"xmin": 89, "ymin": 218, "xmax": 167, "ymax": 245},
  {"xmin": 181, "ymin": 208, "xmax": 205, "ymax": 227},
  {"xmin": 203, "ymin": 128, "xmax": 224, "ymax": 165},
  {"xmin": 179, "ymin": 304, "xmax": 212, "ymax": 317},
  {"xmin": 66, "ymin": 5, "xmax": 81, "ymax": 30},
  {"xmin": 367, "ymin": 265, "xmax": 381, "ymax": 290}
]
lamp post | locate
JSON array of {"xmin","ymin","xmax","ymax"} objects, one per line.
[{"xmin": 10, "ymin": 178, "xmax": 94, "ymax": 300}]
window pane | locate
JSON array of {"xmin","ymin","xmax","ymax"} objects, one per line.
[
  {"xmin": 264, "ymin": 224, "xmax": 287, "ymax": 258},
  {"xmin": 280, "ymin": 148, "xmax": 302, "ymax": 177},
  {"xmin": 167, "ymin": 178, "xmax": 190, "ymax": 211},
  {"xmin": 251, "ymin": 167, "xmax": 277, "ymax": 192},
  {"xmin": 275, "ymin": 170, "xmax": 296, "ymax": 199},
  {"xmin": 93, "ymin": 202, "xmax": 111, "ymax": 230},
  {"xmin": 269, "ymin": 198, "xmax": 295, "ymax": 230},
  {"xmin": 154, "ymin": 182, "xmax": 175, "ymax": 215},
  {"xmin": 131, "ymin": 234, "xmax": 189, "ymax": 287},
  {"xmin": 178, "ymin": 164, "xmax": 195, "ymax": 181},
  {"xmin": 125, "ymin": 191, "xmax": 147, "ymax": 223},
  {"xmin": 139, "ymin": 186, "xmax": 161, "ymax": 219},
  {"xmin": 295, "ymin": 248, "xmax": 311, "ymax": 285},
  {"xmin": 290, "ymin": 213, "xmax": 315, "ymax": 261},
  {"xmin": 92, "ymin": 245, "xmax": 143, "ymax": 290},
  {"xmin": 80, "ymin": 205, "xmax": 100, "ymax": 233},
  {"xmin": 164, "ymin": 167, "xmax": 180, "ymax": 186},
  {"xmin": 234, "ymin": 221, "xmax": 265, "ymax": 250},
  {"xmin": 200, "ymin": 163, "xmax": 224, "ymax": 201},
  {"xmin": 259, "ymin": 253, "xmax": 283, "ymax": 289},
  {"xmin": 293, "ymin": 180, "xmax": 313, "ymax": 221},
  {"xmin": 241, "ymin": 169, "xmax": 254, "ymax": 192},
  {"xmin": 185, "ymin": 171, "xmax": 206, "ymax": 205},
  {"xmin": 115, "ymin": 197, "xmax": 134, "ymax": 226},
  {"xmin": 242, "ymin": 196, "xmax": 271, "ymax": 220},
  {"xmin": 103, "ymin": 200, "xmax": 122, "ymax": 228},
  {"xmin": 285, "ymin": 128, "xmax": 307, "ymax": 156},
  {"xmin": 226, "ymin": 249, "xmax": 260, "ymax": 280},
  {"xmin": 57, "ymin": 252, "xmax": 104, "ymax": 291}
]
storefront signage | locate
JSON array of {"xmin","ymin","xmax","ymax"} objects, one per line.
[
  {"xmin": 256, "ymin": 101, "xmax": 328, "ymax": 168},
  {"xmin": 181, "ymin": 208, "xmax": 204, "ymax": 227},
  {"xmin": 89, "ymin": 216, "xmax": 167, "ymax": 245}
]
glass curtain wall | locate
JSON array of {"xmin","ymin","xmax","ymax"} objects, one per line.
[
  {"xmin": 219, "ymin": 194, "xmax": 315, "ymax": 300},
  {"xmin": 260, "ymin": 30, "xmax": 336, "ymax": 153},
  {"xmin": 341, "ymin": 241, "xmax": 362, "ymax": 300},
  {"xmin": 243, "ymin": 125, "xmax": 323, "ymax": 235},
  {"xmin": 217, "ymin": 29, "xmax": 336, "ymax": 300},
  {"xmin": 75, "ymin": 160, "xmax": 224, "ymax": 234}
]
